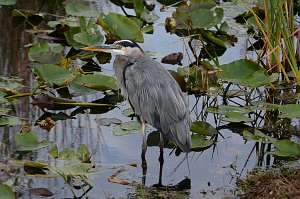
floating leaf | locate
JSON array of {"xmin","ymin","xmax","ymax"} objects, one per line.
[
  {"xmin": 73, "ymin": 74, "xmax": 118, "ymax": 91},
  {"xmin": 32, "ymin": 64, "xmax": 74, "ymax": 86},
  {"xmin": 0, "ymin": 0, "xmax": 17, "ymax": 5},
  {"xmin": 122, "ymin": 108, "xmax": 135, "ymax": 117},
  {"xmin": 65, "ymin": 1, "xmax": 98, "ymax": 17},
  {"xmin": 190, "ymin": 121, "xmax": 218, "ymax": 136},
  {"xmin": 217, "ymin": 59, "xmax": 277, "ymax": 88},
  {"xmin": 221, "ymin": 112, "xmax": 252, "ymax": 123},
  {"xmin": 120, "ymin": 121, "xmax": 141, "ymax": 131},
  {"xmin": 76, "ymin": 144, "xmax": 90, "ymax": 163},
  {"xmin": 73, "ymin": 32, "xmax": 103, "ymax": 46},
  {"xmin": 95, "ymin": 118, "xmax": 122, "ymax": 126},
  {"xmin": 112, "ymin": 124, "xmax": 140, "ymax": 136},
  {"xmin": 272, "ymin": 140, "xmax": 300, "ymax": 158},
  {"xmin": 191, "ymin": 134, "xmax": 214, "ymax": 149},
  {"xmin": 49, "ymin": 146, "xmax": 59, "ymax": 158},
  {"xmin": 47, "ymin": 163, "xmax": 94, "ymax": 176},
  {"xmin": 0, "ymin": 184, "xmax": 15, "ymax": 199},
  {"xmin": 0, "ymin": 116, "xmax": 21, "ymax": 126},
  {"xmin": 242, "ymin": 129, "xmax": 274, "ymax": 143},
  {"xmin": 278, "ymin": 104, "xmax": 300, "ymax": 119},
  {"xmin": 207, "ymin": 105, "xmax": 252, "ymax": 114},
  {"xmin": 97, "ymin": 12, "xmax": 144, "ymax": 42},
  {"xmin": 15, "ymin": 132, "xmax": 51, "ymax": 151},
  {"xmin": 28, "ymin": 42, "xmax": 63, "ymax": 64}
]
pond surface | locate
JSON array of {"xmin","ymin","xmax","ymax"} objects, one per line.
[{"xmin": 0, "ymin": 1, "xmax": 283, "ymax": 198}]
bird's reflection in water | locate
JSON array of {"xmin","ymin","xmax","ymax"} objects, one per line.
[{"xmin": 141, "ymin": 131, "xmax": 191, "ymax": 191}]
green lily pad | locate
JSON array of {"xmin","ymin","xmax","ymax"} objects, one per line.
[
  {"xmin": 0, "ymin": 184, "xmax": 15, "ymax": 199},
  {"xmin": 47, "ymin": 163, "xmax": 95, "ymax": 176},
  {"xmin": 190, "ymin": 121, "xmax": 218, "ymax": 136},
  {"xmin": 191, "ymin": 134, "xmax": 214, "ymax": 149},
  {"xmin": 15, "ymin": 132, "xmax": 51, "ymax": 151},
  {"xmin": 49, "ymin": 146, "xmax": 59, "ymax": 158},
  {"xmin": 76, "ymin": 144, "xmax": 90, "ymax": 163},
  {"xmin": 221, "ymin": 112, "xmax": 252, "ymax": 123},
  {"xmin": 272, "ymin": 140, "xmax": 300, "ymax": 158},
  {"xmin": 32, "ymin": 64, "xmax": 74, "ymax": 87},
  {"xmin": 28, "ymin": 42, "xmax": 63, "ymax": 64},
  {"xmin": 65, "ymin": 0, "xmax": 98, "ymax": 17},
  {"xmin": 122, "ymin": 108, "xmax": 135, "ymax": 117},
  {"xmin": 98, "ymin": 12, "xmax": 144, "ymax": 42},
  {"xmin": 73, "ymin": 74, "xmax": 118, "ymax": 91},
  {"xmin": 217, "ymin": 59, "xmax": 277, "ymax": 88},
  {"xmin": 207, "ymin": 105, "xmax": 252, "ymax": 114},
  {"xmin": 0, "ymin": 116, "xmax": 21, "ymax": 126},
  {"xmin": 120, "ymin": 121, "xmax": 141, "ymax": 131},
  {"xmin": 0, "ymin": 91, "xmax": 8, "ymax": 104},
  {"xmin": 278, "ymin": 104, "xmax": 300, "ymax": 119},
  {"xmin": 0, "ymin": 0, "xmax": 16, "ymax": 5},
  {"xmin": 73, "ymin": 32, "xmax": 103, "ymax": 46},
  {"xmin": 242, "ymin": 129, "xmax": 274, "ymax": 143}
]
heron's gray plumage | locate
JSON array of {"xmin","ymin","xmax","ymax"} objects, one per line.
[{"xmin": 114, "ymin": 55, "xmax": 191, "ymax": 152}]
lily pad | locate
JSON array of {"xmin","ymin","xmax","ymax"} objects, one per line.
[
  {"xmin": 272, "ymin": 140, "xmax": 300, "ymax": 158},
  {"xmin": 221, "ymin": 112, "xmax": 252, "ymax": 123},
  {"xmin": 73, "ymin": 74, "xmax": 118, "ymax": 91},
  {"xmin": 242, "ymin": 129, "xmax": 274, "ymax": 143},
  {"xmin": 28, "ymin": 42, "xmax": 63, "ymax": 64},
  {"xmin": 278, "ymin": 104, "xmax": 300, "ymax": 119},
  {"xmin": 0, "ymin": 0, "xmax": 17, "ymax": 5},
  {"xmin": 76, "ymin": 144, "xmax": 91, "ymax": 163},
  {"xmin": 216, "ymin": 59, "xmax": 277, "ymax": 88},
  {"xmin": 122, "ymin": 108, "xmax": 135, "ymax": 117},
  {"xmin": 95, "ymin": 118, "xmax": 122, "ymax": 126},
  {"xmin": 207, "ymin": 105, "xmax": 252, "ymax": 114},
  {"xmin": 112, "ymin": 122, "xmax": 142, "ymax": 136},
  {"xmin": 0, "ymin": 116, "xmax": 21, "ymax": 126},
  {"xmin": 191, "ymin": 134, "xmax": 214, "ymax": 149},
  {"xmin": 97, "ymin": 12, "xmax": 144, "ymax": 42},
  {"xmin": 65, "ymin": 0, "xmax": 98, "ymax": 17},
  {"xmin": 32, "ymin": 64, "xmax": 74, "ymax": 87},
  {"xmin": 47, "ymin": 163, "xmax": 95, "ymax": 176},
  {"xmin": 15, "ymin": 132, "xmax": 51, "ymax": 151},
  {"xmin": 0, "ymin": 184, "xmax": 15, "ymax": 199},
  {"xmin": 190, "ymin": 121, "xmax": 218, "ymax": 136}
]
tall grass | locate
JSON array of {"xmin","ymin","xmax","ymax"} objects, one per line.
[{"xmin": 247, "ymin": 0, "xmax": 300, "ymax": 84}]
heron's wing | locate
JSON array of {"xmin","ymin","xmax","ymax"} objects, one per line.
[{"xmin": 124, "ymin": 57, "xmax": 191, "ymax": 151}]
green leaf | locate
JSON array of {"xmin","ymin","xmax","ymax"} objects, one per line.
[
  {"xmin": 191, "ymin": 134, "xmax": 214, "ymax": 149},
  {"xmin": 0, "ymin": 91, "xmax": 8, "ymax": 104},
  {"xmin": 65, "ymin": 1, "xmax": 98, "ymax": 17},
  {"xmin": 15, "ymin": 132, "xmax": 51, "ymax": 151},
  {"xmin": 242, "ymin": 129, "xmax": 274, "ymax": 143},
  {"xmin": 190, "ymin": 121, "xmax": 218, "ymax": 136},
  {"xmin": 217, "ymin": 59, "xmax": 277, "ymax": 88},
  {"xmin": 76, "ymin": 144, "xmax": 90, "ymax": 163},
  {"xmin": 0, "ymin": 0, "xmax": 16, "ymax": 5},
  {"xmin": 73, "ymin": 32, "xmax": 103, "ymax": 46},
  {"xmin": 0, "ymin": 116, "xmax": 21, "ymax": 126},
  {"xmin": 120, "ymin": 121, "xmax": 141, "ymax": 131},
  {"xmin": 278, "ymin": 104, "xmax": 300, "ymax": 119},
  {"xmin": 49, "ymin": 146, "xmax": 59, "ymax": 158},
  {"xmin": 47, "ymin": 163, "xmax": 94, "ymax": 176},
  {"xmin": 64, "ymin": 27, "xmax": 83, "ymax": 49},
  {"xmin": 191, "ymin": 9, "xmax": 214, "ymax": 28},
  {"xmin": 140, "ymin": 8, "xmax": 159, "ymax": 24},
  {"xmin": 28, "ymin": 42, "xmax": 63, "ymax": 64},
  {"xmin": 207, "ymin": 105, "xmax": 252, "ymax": 114},
  {"xmin": 32, "ymin": 64, "xmax": 74, "ymax": 86},
  {"xmin": 122, "ymin": 108, "xmax": 135, "ymax": 117},
  {"xmin": 73, "ymin": 74, "xmax": 118, "ymax": 91},
  {"xmin": 0, "ymin": 184, "xmax": 15, "ymax": 199},
  {"xmin": 221, "ymin": 112, "xmax": 252, "ymax": 123},
  {"xmin": 98, "ymin": 12, "xmax": 144, "ymax": 42},
  {"xmin": 272, "ymin": 140, "xmax": 300, "ymax": 158},
  {"xmin": 112, "ymin": 125, "xmax": 140, "ymax": 136},
  {"xmin": 133, "ymin": 0, "xmax": 144, "ymax": 17}
]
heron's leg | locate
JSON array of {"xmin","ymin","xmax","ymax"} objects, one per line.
[
  {"xmin": 158, "ymin": 132, "xmax": 164, "ymax": 186},
  {"xmin": 140, "ymin": 117, "xmax": 147, "ymax": 180}
]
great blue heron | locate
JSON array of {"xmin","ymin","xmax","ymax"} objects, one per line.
[{"xmin": 84, "ymin": 40, "xmax": 191, "ymax": 153}]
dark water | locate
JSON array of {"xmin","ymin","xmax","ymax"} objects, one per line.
[{"xmin": 0, "ymin": 1, "xmax": 267, "ymax": 198}]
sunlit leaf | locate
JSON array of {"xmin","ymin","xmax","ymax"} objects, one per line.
[
  {"xmin": 217, "ymin": 59, "xmax": 277, "ymax": 88},
  {"xmin": 272, "ymin": 140, "xmax": 300, "ymax": 158},
  {"xmin": 76, "ymin": 144, "xmax": 90, "ymax": 163},
  {"xmin": 0, "ymin": 116, "xmax": 21, "ymax": 126},
  {"xmin": 0, "ymin": 184, "xmax": 15, "ymax": 199},
  {"xmin": 278, "ymin": 104, "xmax": 300, "ymax": 119},
  {"xmin": 65, "ymin": 0, "xmax": 98, "ymax": 17},
  {"xmin": 97, "ymin": 12, "xmax": 144, "ymax": 42},
  {"xmin": 32, "ymin": 64, "xmax": 74, "ymax": 86},
  {"xmin": 221, "ymin": 112, "xmax": 252, "ymax": 123},
  {"xmin": 122, "ymin": 108, "xmax": 135, "ymax": 117},
  {"xmin": 15, "ymin": 132, "xmax": 51, "ymax": 151},
  {"xmin": 73, "ymin": 74, "xmax": 118, "ymax": 91},
  {"xmin": 190, "ymin": 121, "xmax": 218, "ymax": 136},
  {"xmin": 191, "ymin": 134, "xmax": 214, "ymax": 149},
  {"xmin": 47, "ymin": 163, "xmax": 95, "ymax": 176}
]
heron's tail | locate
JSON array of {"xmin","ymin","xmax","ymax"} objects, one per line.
[{"xmin": 168, "ymin": 119, "xmax": 192, "ymax": 152}]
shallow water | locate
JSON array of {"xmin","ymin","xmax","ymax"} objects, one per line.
[{"xmin": 0, "ymin": 1, "xmax": 271, "ymax": 198}]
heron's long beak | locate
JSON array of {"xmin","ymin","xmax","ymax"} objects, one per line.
[{"xmin": 82, "ymin": 44, "xmax": 122, "ymax": 53}]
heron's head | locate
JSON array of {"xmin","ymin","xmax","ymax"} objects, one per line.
[{"xmin": 83, "ymin": 40, "xmax": 144, "ymax": 58}]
